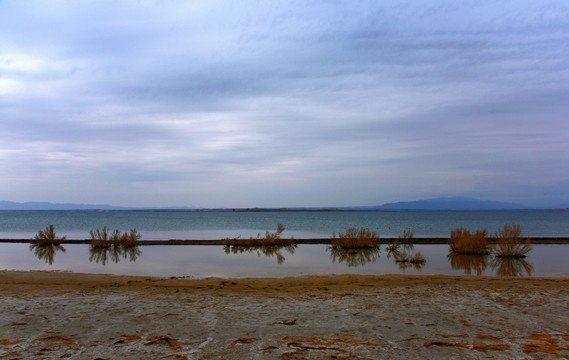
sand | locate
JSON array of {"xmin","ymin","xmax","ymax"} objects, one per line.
[{"xmin": 1, "ymin": 271, "xmax": 569, "ymax": 359}]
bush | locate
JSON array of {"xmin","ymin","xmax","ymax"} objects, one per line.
[
  {"xmin": 331, "ymin": 227, "xmax": 380, "ymax": 249},
  {"xmin": 32, "ymin": 225, "xmax": 66, "ymax": 245},
  {"xmin": 223, "ymin": 224, "xmax": 295, "ymax": 246},
  {"xmin": 90, "ymin": 227, "xmax": 113, "ymax": 248},
  {"xmin": 90, "ymin": 227, "xmax": 141, "ymax": 248},
  {"xmin": 448, "ymin": 228, "xmax": 489, "ymax": 255},
  {"xmin": 120, "ymin": 229, "xmax": 142, "ymax": 247},
  {"xmin": 491, "ymin": 223, "xmax": 531, "ymax": 258}
]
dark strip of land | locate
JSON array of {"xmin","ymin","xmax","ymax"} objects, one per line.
[{"xmin": 1, "ymin": 237, "xmax": 569, "ymax": 245}]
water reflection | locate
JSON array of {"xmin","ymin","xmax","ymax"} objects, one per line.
[
  {"xmin": 223, "ymin": 245, "xmax": 296, "ymax": 264},
  {"xmin": 29, "ymin": 244, "xmax": 66, "ymax": 265},
  {"xmin": 447, "ymin": 253, "xmax": 489, "ymax": 276},
  {"xmin": 386, "ymin": 242, "xmax": 415, "ymax": 260},
  {"xmin": 394, "ymin": 258, "xmax": 426, "ymax": 271},
  {"xmin": 89, "ymin": 245, "xmax": 141, "ymax": 266},
  {"xmin": 491, "ymin": 257, "xmax": 533, "ymax": 277},
  {"xmin": 328, "ymin": 247, "xmax": 381, "ymax": 267}
]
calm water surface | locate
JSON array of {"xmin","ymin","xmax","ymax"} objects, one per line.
[
  {"xmin": 1, "ymin": 243, "xmax": 567, "ymax": 278},
  {"xmin": 1, "ymin": 210, "xmax": 568, "ymax": 239}
]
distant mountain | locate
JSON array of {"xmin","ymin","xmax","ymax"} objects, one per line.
[
  {"xmin": 0, "ymin": 201, "xmax": 202, "ymax": 210},
  {"xmin": 360, "ymin": 197, "xmax": 527, "ymax": 210},
  {"xmin": 0, "ymin": 201, "xmax": 129, "ymax": 210}
]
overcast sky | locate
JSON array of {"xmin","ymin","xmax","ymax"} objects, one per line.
[{"xmin": 1, "ymin": 1, "xmax": 568, "ymax": 208}]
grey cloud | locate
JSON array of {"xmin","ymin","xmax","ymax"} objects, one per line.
[{"xmin": 1, "ymin": 1, "xmax": 568, "ymax": 207}]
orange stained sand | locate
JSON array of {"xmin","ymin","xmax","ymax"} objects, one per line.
[
  {"xmin": 476, "ymin": 335, "xmax": 502, "ymax": 340},
  {"xmin": 423, "ymin": 341, "xmax": 469, "ymax": 349},
  {"xmin": 521, "ymin": 343, "xmax": 565, "ymax": 354},
  {"xmin": 117, "ymin": 335, "xmax": 141, "ymax": 342},
  {"xmin": 161, "ymin": 355, "xmax": 188, "ymax": 360},
  {"xmin": 439, "ymin": 334, "xmax": 468, "ymax": 338},
  {"xmin": 144, "ymin": 336, "xmax": 181, "ymax": 350},
  {"xmin": 0, "ymin": 339, "xmax": 20, "ymax": 345},
  {"xmin": 280, "ymin": 336, "xmax": 379, "ymax": 347},
  {"xmin": 366, "ymin": 303, "xmax": 380, "ymax": 310},
  {"xmin": 511, "ymin": 333, "xmax": 569, "ymax": 355},
  {"xmin": 472, "ymin": 344, "xmax": 511, "ymax": 351},
  {"xmin": 230, "ymin": 337, "xmax": 255, "ymax": 346},
  {"xmin": 37, "ymin": 336, "xmax": 76, "ymax": 347}
]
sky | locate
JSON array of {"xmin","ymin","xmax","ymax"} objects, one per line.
[{"xmin": 1, "ymin": 1, "xmax": 568, "ymax": 208}]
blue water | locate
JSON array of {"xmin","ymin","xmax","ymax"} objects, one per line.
[{"xmin": 1, "ymin": 210, "xmax": 568, "ymax": 240}]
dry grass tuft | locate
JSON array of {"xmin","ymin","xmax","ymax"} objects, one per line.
[
  {"xmin": 330, "ymin": 227, "xmax": 380, "ymax": 249},
  {"xmin": 491, "ymin": 223, "xmax": 532, "ymax": 258},
  {"xmin": 448, "ymin": 228, "xmax": 489, "ymax": 255},
  {"xmin": 223, "ymin": 224, "xmax": 295, "ymax": 246},
  {"xmin": 32, "ymin": 225, "xmax": 66, "ymax": 245}
]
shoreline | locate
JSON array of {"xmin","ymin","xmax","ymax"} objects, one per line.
[
  {"xmin": 2, "ymin": 236, "xmax": 569, "ymax": 245},
  {"xmin": 1, "ymin": 270, "xmax": 569, "ymax": 359},
  {"xmin": 2, "ymin": 269, "xmax": 569, "ymax": 286}
]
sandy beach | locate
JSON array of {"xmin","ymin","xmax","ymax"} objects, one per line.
[{"xmin": 1, "ymin": 271, "xmax": 568, "ymax": 359}]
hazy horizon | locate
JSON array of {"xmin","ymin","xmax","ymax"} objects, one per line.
[{"xmin": 1, "ymin": 1, "xmax": 568, "ymax": 208}]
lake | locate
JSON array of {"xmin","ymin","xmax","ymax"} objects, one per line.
[{"xmin": 1, "ymin": 209, "xmax": 568, "ymax": 240}]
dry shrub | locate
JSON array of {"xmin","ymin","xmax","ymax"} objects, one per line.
[
  {"xmin": 223, "ymin": 224, "xmax": 295, "ymax": 246},
  {"xmin": 448, "ymin": 228, "xmax": 489, "ymax": 255},
  {"xmin": 90, "ymin": 227, "xmax": 112, "ymax": 248},
  {"xmin": 120, "ymin": 229, "xmax": 141, "ymax": 247},
  {"xmin": 399, "ymin": 229, "xmax": 414, "ymax": 241},
  {"xmin": 32, "ymin": 225, "xmax": 66, "ymax": 245},
  {"xmin": 90, "ymin": 227, "xmax": 141, "ymax": 248},
  {"xmin": 331, "ymin": 227, "xmax": 380, "ymax": 249},
  {"xmin": 491, "ymin": 223, "xmax": 531, "ymax": 258}
]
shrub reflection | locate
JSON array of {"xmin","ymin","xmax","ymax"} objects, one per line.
[
  {"xmin": 224, "ymin": 245, "xmax": 296, "ymax": 264},
  {"xmin": 29, "ymin": 243, "xmax": 66, "ymax": 265},
  {"xmin": 447, "ymin": 253, "xmax": 489, "ymax": 276},
  {"xmin": 89, "ymin": 245, "xmax": 141, "ymax": 266},
  {"xmin": 491, "ymin": 257, "xmax": 533, "ymax": 277},
  {"xmin": 328, "ymin": 247, "xmax": 381, "ymax": 267}
]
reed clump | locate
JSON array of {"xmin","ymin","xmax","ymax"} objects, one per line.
[
  {"xmin": 90, "ymin": 227, "xmax": 141, "ymax": 248},
  {"xmin": 32, "ymin": 225, "xmax": 66, "ymax": 245},
  {"xmin": 331, "ymin": 227, "xmax": 380, "ymax": 249},
  {"xmin": 491, "ymin": 223, "xmax": 531, "ymax": 258},
  {"xmin": 222, "ymin": 224, "xmax": 295, "ymax": 246},
  {"xmin": 448, "ymin": 228, "xmax": 489, "ymax": 255}
]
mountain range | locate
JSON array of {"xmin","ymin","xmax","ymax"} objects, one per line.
[{"xmin": 0, "ymin": 197, "xmax": 550, "ymax": 210}]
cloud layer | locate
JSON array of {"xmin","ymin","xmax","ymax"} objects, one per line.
[{"xmin": 1, "ymin": 0, "xmax": 568, "ymax": 207}]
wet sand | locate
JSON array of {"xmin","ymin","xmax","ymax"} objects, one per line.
[{"xmin": 1, "ymin": 271, "xmax": 569, "ymax": 359}]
